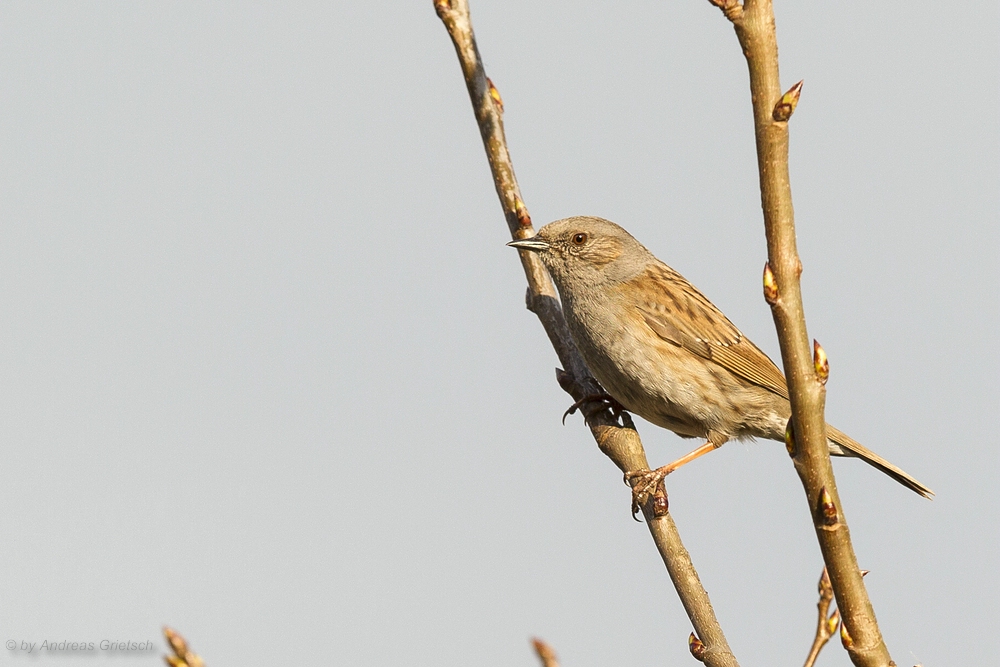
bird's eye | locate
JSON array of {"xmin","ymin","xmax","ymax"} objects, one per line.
[{"xmin": 572, "ymin": 233, "xmax": 588, "ymax": 246}]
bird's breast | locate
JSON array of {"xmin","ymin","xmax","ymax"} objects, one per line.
[{"xmin": 561, "ymin": 294, "xmax": 780, "ymax": 440}]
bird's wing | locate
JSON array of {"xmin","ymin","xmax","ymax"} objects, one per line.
[{"xmin": 628, "ymin": 263, "xmax": 790, "ymax": 400}]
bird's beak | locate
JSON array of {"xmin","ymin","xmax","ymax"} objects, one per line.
[{"xmin": 507, "ymin": 237, "xmax": 550, "ymax": 252}]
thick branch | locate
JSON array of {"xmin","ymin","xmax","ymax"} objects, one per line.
[
  {"xmin": 436, "ymin": 1, "xmax": 737, "ymax": 664},
  {"xmin": 714, "ymin": 1, "xmax": 893, "ymax": 665}
]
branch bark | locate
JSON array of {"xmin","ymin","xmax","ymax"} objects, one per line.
[
  {"xmin": 711, "ymin": 1, "xmax": 894, "ymax": 665},
  {"xmin": 435, "ymin": 1, "xmax": 738, "ymax": 665}
]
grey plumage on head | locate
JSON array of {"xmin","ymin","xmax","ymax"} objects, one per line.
[{"xmin": 520, "ymin": 216, "xmax": 655, "ymax": 288}]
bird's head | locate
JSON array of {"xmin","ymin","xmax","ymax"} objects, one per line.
[{"xmin": 507, "ymin": 216, "xmax": 652, "ymax": 290}]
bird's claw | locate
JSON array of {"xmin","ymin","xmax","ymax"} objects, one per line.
[
  {"xmin": 562, "ymin": 393, "xmax": 626, "ymax": 425},
  {"xmin": 624, "ymin": 466, "xmax": 671, "ymax": 520}
]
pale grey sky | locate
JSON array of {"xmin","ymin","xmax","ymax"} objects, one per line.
[{"xmin": 0, "ymin": 2, "xmax": 997, "ymax": 666}]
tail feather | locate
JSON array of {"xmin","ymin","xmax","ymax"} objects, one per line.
[{"xmin": 826, "ymin": 425, "xmax": 934, "ymax": 499}]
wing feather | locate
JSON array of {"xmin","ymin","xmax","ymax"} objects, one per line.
[{"xmin": 630, "ymin": 262, "xmax": 789, "ymax": 400}]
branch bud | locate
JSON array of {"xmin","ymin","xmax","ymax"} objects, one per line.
[
  {"xmin": 817, "ymin": 486, "xmax": 838, "ymax": 526},
  {"xmin": 163, "ymin": 628, "xmax": 187, "ymax": 658},
  {"xmin": 813, "ymin": 340, "xmax": 829, "ymax": 385},
  {"xmin": 433, "ymin": 0, "xmax": 451, "ymax": 19},
  {"xmin": 840, "ymin": 621, "xmax": 853, "ymax": 649},
  {"xmin": 772, "ymin": 80, "xmax": 803, "ymax": 122},
  {"xmin": 818, "ymin": 566, "xmax": 833, "ymax": 600},
  {"xmin": 688, "ymin": 633, "xmax": 706, "ymax": 663},
  {"xmin": 514, "ymin": 197, "xmax": 532, "ymax": 228},
  {"xmin": 555, "ymin": 368, "xmax": 574, "ymax": 393},
  {"xmin": 162, "ymin": 627, "xmax": 203, "ymax": 667},
  {"xmin": 531, "ymin": 638, "xmax": 559, "ymax": 667},
  {"xmin": 784, "ymin": 420, "xmax": 795, "ymax": 456},
  {"xmin": 487, "ymin": 77, "xmax": 504, "ymax": 113},
  {"xmin": 762, "ymin": 262, "xmax": 778, "ymax": 305},
  {"xmin": 826, "ymin": 608, "xmax": 841, "ymax": 638},
  {"xmin": 708, "ymin": 0, "xmax": 743, "ymax": 22},
  {"xmin": 653, "ymin": 483, "xmax": 669, "ymax": 517}
]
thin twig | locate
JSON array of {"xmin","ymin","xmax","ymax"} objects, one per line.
[
  {"xmin": 803, "ymin": 568, "xmax": 841, "ymax": 667},
  {"xmin": 709, "ymin": 1, "xmax": 894, "ymax": 665},
  {"xmin": 435, "ymin": 1, "xmax": 738, "ymax": 665}
]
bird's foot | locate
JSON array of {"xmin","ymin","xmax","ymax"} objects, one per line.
[
  {"xmin": 562, "ymin": 393, "xmax": 626, "ymax": 425},
  {"xmin": 624, "ymin": 465, "xmax": 673, "ymax": 519},
  {"xmin": 624, "ymin": 440, "xmax": 723, "ymax": 519}
]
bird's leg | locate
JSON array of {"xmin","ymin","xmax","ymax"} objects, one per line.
[
  {"xmin": 625, "ymin": 440, "xmax": 723, "ymax": 517},
  {"xmin": 562, "ymin": 393, "xmax": 626, "ymax": 425}
]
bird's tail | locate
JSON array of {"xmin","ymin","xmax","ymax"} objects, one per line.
[{"xmin": 826, "ymin": 425, "xmax": 934, "ymax": 499}]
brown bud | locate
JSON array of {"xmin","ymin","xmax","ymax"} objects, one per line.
[
  {"xmin": 555, "ymin": 368, "xmax": 573, "ymax": 393},
  {"xmin": 840, "ymin": 621, "xmax": 853, "ymax": 649},
  {"xmin": 813, "ymin": 340, "xmax": 829, "ymax": 385},
  {"xmin": 763, "ymin": 262, "xmax": 778, "ymax": 305},
  {"xmin": 861, "ymin": 569, "xmax": 870, "ymax": 577},
  {"xmin": 817, "ymin": 487, "xmax": 838, "ymax": 526},
  {"xmin": 688, "ymin": 633, "xmax": 706, "ymax": 662},
  {"xmin": 772, "ymin": 80, "xmax": 803, "ymax": 122},
  {"xmin": 514, "ymin": 197, "xmax": 532, "ymax": 228},
  {"xmin": 487, "ymin": 77, "xmax": 504, "ymax": 113},
  {"xmin": 784, "ymin": 420, "xmax": 795, "ymax": 456},
  {"xmin": 531, "ymin": 638, "xmax": 559, "ymax": 667},
  {"xmin": 826, "ymin": 609, "xmax": 841, "ymax": 638},
  {"xmin": 653, "ymin": 484, "xmax": 669, "ymax": 517},
  {"xmin": 818, "ymin": 566, "xmax": 833, "ymax": 599},
  {"xmin": 708, "ymin": 0, "xmax": 743, "ymax": 21},
  {"xmin": 163, "ymin": 628, "xmax": 186, "ymax": 657},
  {"xmin": 162, "ymin": 628, "xmax": 203, "ymax": 667},
  {"xmin": 433, "ymin": 0, "xmax": 451, "ymax": 18}
]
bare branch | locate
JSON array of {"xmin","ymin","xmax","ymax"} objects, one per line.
[
  {"xmin": 436, "ymin": 2, "xmax": 738, "ymax": 664},
  {"xmin": 714, "ymin": 0, "xmax": 895, "ymax": 664}
]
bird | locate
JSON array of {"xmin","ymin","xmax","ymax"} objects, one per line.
[{"xmin": 508, "ymin": 216, "xmax": 932, "ymax": 499}]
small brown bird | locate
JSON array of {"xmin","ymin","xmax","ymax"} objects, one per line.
[{"xmin": 509, "ymin": 216, "xmax": 932, "ymax": 498}]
